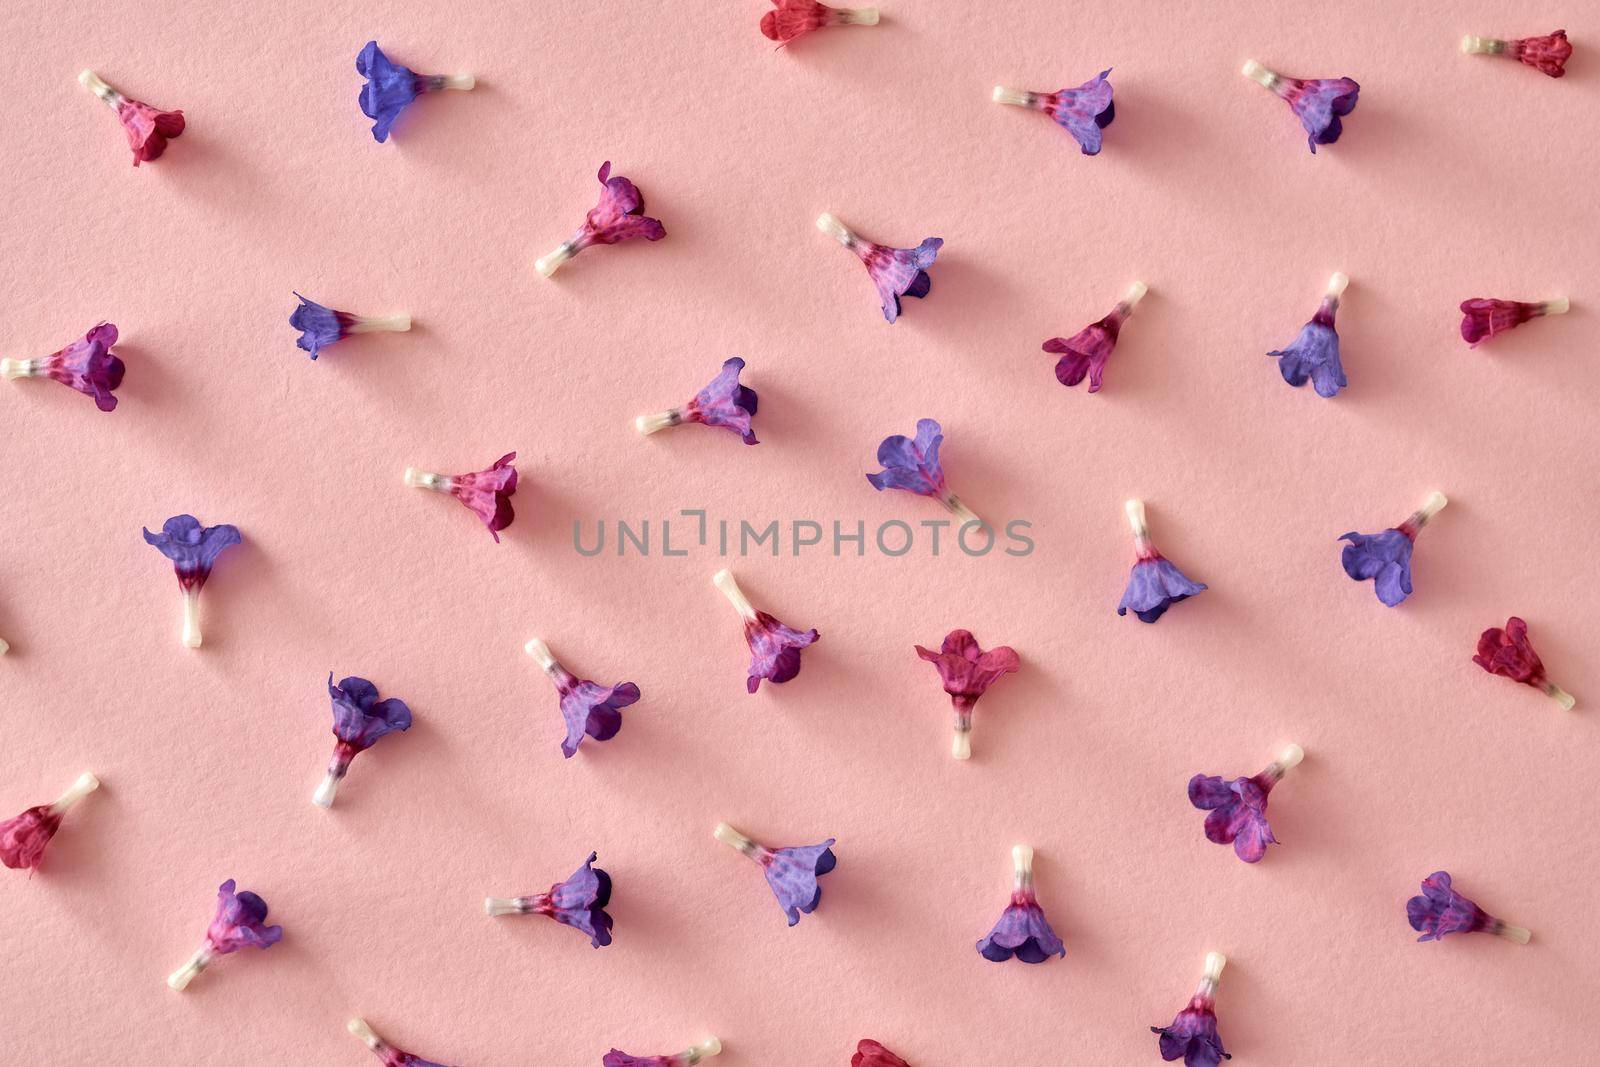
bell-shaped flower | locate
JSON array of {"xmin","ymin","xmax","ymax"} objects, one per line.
[
  {"xmin": 866, "ymin": 418, "xmax": 982, "ymax": 526},
  {"xmin": 914, "ymin": 630, "xmax": 1019, "ymax": 759},
  {"xmin": 313, "ymin": 675, "xmax": 413, "ymax": 807},
  {"xmin": 1241, "ymin": 60, "xmax": 1359, "ymax": 153},
  {"xmin": 484, "ymin": 852, "xmax": 614, "ymax": 948},
  {"xmin": 1268, "ymin": 273, "xmax": 1348, "ymax": 397},
  {"xmin": 143, "ymin": 514, "xmax": 241, "ymax": 648},
  {"xmin": 1461, "ymin": 31, "xmax": 1571, "ymax": 78},
  {"xmin": 1188, "ymin": 744, "xmax": 1303, "ymax": 863},
  {"xmin": 536, "ymin": 162, "xmax": 666, "ymax": 276},
  {"xmin": 603, "ymin": 1037, "xmax": 722, "ymax": 1066},
  {"xmin": 1, "ymin": 772, "xmax": 99, "ymax": 872},
  {"xmin": 816, "ymin": 213, "xmax": 942, "ymax": 323},
  {"xmin": 167, "ymin": 879, "xmax": 283, "ymax": 990},
  {"xmin": 635, "ymin": 358, "xmax": 759, "ymax": 444},
  {"xmin": 992, "ymin": 69, "xmax": 1115, "ymax": 154},
  {"xmin": 854, "ymin": 1041, "xmax": 911, "ymax": 1067},
  {"xmin": 1118, "ymin": 500, "xmax": 1207, "ymax": 623},
  {"xmin": 761, "ymin": 0, "xmax": 879, "ymax": 44},
  {"xmin": 290, "ymin": 293, "xmax": 411, "ymax": 360},
  {"xmin": 2, "ymin": 322, "xmax": 124, "ymax": 411},
  {"xmin": 1459, "ymin": 297, "xmax": 1568, "ymax": 347},
  {"xmin": 78, "ymin": 71, "xmax": 184, "ymax": 165},
  {"xmin": 524, "ymin": 638, "xmax": 640, "ymax": 757},
  {"xmin": 712, "ymin": 569, "xmax": 819, "ymax": 693},
  {"xmin": 1407, "ymin": 871, "xmax": 1530, "ymax": 943},
  {"xmin": 714, "ymin": 823, "xmax": 836, "ymax": 926},
  {"xmin": 1151, "ymin": 952, "xmax": 1231, "ymax": 1066},
  {"xmin": 976, "ymin": 844, "xmax": 1065, "ymax": 963},
  {"xmin": 1339, "ymin": 491, "xmax": 1446, "ymax": 607},
  {"xmin": 347, "ymin": 1019, "xmax": 457, "ymax": 1067},
  {"xmin": 1042, "ymin": 282, "xmax": 1147, "ymax": 393},
  {"xmin": 357, "ymin": 41, "xmax": 475, "ymax": 143},
  {"xmin": 405, "ymin": 452, "xmax": 518, "ymax": 541},
  {"xmin": 1473, "ymin": 617, "xmax": 1575, "ymax": 710}
]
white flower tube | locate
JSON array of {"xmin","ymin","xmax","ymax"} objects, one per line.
[{"xmin": 166, "ymin": 946, "xmax": 215, "ymax": 991}]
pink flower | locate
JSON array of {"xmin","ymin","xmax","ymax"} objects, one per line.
[
  {"xmin": 816, "ymin": 213, "xmax": 942, "ymax": 323},
  {"xmin": 405, "ymin": 452, "xmax": 518, "ymax": 541},
  {"xmin": 168, "ymin": 879, "xmax": 283, "ymax": 990},
  {"xmin": 79, "ymin": 71, "xmax": 184, "ymax": 165},
  {"xmin": 1, "ymin": 322, "xmax": 125, "ymax": 411},
  {"xmin": 1459, "ymin": 297, "xmax": 1569, "ymax": 347},
  {"xmin": 914, "ymin": 630, "xmax": 1019, "ymax": 759},
  {"xmin": 760, "ymin": 0, "xmax": 880, "ymax": 45},
  {"xmin": 1241, "ymin": 60, "xmax": 1360, "ymax": 153},
  {"xmin": 0, "ymin": 773, "xmax": 99, "ymax": 872},
  {"xmin": 635, "ymin": 357, "xmax": 759, "ymax": 444},
  {"xmin": 853, "ymin": 1040, "xmax": 910, "ymax": 1066},
  {"xmin": 713, "ymin": 569, "xmax": 820, "ymax": 693},
  {"xmin": 1473, "ymin": 617, "xmax": 1575, "ymax": 710},
  {"xmin": 1462, "ymin": 31, "xmax": 1572, "ymax": 78},
  {"xmin": 603, "ymin": 1037, "xmax": 722, "ymax": 1066},
  {"xmin": 536, "ymin": 162, "xmax": 666, "ymax": 276},
  {"xmin": 1042, "ymin": 283, "xmax": 1147, "ymax": 392}
]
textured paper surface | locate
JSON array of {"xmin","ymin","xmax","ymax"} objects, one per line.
[{"xmin": 1, "ymin": 1, "xmax": 1596, "ymax": 1063}]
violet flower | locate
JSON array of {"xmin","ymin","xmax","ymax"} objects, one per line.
[
  {"xmin": 485, "ymin": 852, "xmax": 613, "ymax": 948},
  {"xmin": 536, "ymin": 162, "xmax": 666, "ymax": 276},
  {"xmin": 1473, "ymin": 617, "xmax": 1575, "ymax": 710},
  {"xmin": 854, "ymin": 1041, "xmax": 911, "ymax": 1067},
  {"xmin": 603, "ymin": 1037, "xmax": 722, "ymax": 1067},
  {"xmin": 1462, "ymin": 31, "xmax": 1572, "ymax": 78},
  {"xmin": 291, "ymin": 293, "xmax": 411, "ymax": 360},
  {"xmin": 405, "ymin": 452, "xmax": 518, "ymax": 541},
  {"xmin": 761, "ymin": 0, "xmax": 879, "ymax": 44},
  {"xmin": 142, "ymin": 515, "xmax": 241, "ymax": 648},
  {"xmin": 1407, "ymin": 871, "xmax": 1530, "ymax": 944},
  {"xmin": 1188, "ymin": 744, "xmax": 1304, "ymax": 863},
  {"xmin": 816, "ymin": 213, "xmax": 942, "ymax": 323},
  {"xmin": 992, "ymin": 69, "xmax": 1116, "ymax": 154},
  {"xmin": 1, "ymin": 322, "xmax": 124, "ymax": 412},
  {"xmin": 1241, "ymin": 60, "xmax": 1360, "ymax": 153},
  {"xmin": 635, "ymin": 358, "xmax": 759, "ymax": 444},
  {"xmin": 712, "ymin": 569, "xmax": 820, "ymax": 693},
  {"xmin": 1, "ymin": 772, "xmax": 99, "ymax": 872},
  {"xmin": 1042, "ymin": 282, "xmax": 1147, "ymax": 393},
  {"xmin": 1118, "ymin": 500, "xmax": 1207, "ymax": 623},
  {"xmin": 977, "ymin": 844, "xmax": 1065, "ymax": 963},
  {"xmin": 524, "ymin": 637, "xmax": 640, "ymax": 757},
  {"xmin": 914, "ymin": 630, "xmax": 1019, "ymax": 759},
  {"xmin": 347, "ymin": 1018, "xmax": 458, "ymax": 1067},
  {"xmin": 167, "ymin": 879, "xmax": 283, "ymax": 990},
  {"xmin": 357, "ymin": 42, "xmax": 475, "ymax": 143},
  {"xmin": 1339, "ymin": 491, "xmax": 1447, "ymax": 607},
  {"xmin": 313, "ymin": 675, "xmax": 413, "ymax": 807},
  {"xmin": 714, "ymin": 822, "xmax": 836, "ymax": 926},
  {"xmin": 1459, "ymin": 297, "xmax": 1569, "ymax": 347},
  {"xmin": 1151, "ymin": 952, "xmax": 1231, "ymax": 1066},
  {"xmin": 1268, "ymin": 273, "xmax": 1348, "ymax": 397},
  {"xmin": 866, "ymin": 418, "xmax": 982, "ymax": 527},
  {"xmin": 77, "ymin": 70, "xmax": 184, "ymax": 165}
]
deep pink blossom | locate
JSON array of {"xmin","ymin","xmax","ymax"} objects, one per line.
[
  {"xmin": 603, "ymin": 1037, "xmax": 722, "ymax": 1066},
  {"xmin": 1459, "ymin": 297, "xmax": 1568, "ymax": 347},
  {"xmin": 536, "ymin": 162, "xmax": 665, "ymax": 276},
  {"xmin": 914, "ymin": 630, "xmax": 1019, "ymax": 759},
  {"xmin": 1043, "ymin": 283, "xmax": 1146, "ymax": 392},
  {"xmin": 992, "ymin": 70, "xmax": 1116, "ymax": 154},
  {"xmin": 817, "ymin": 213, "xmax": 942, "ymax": 323},
  {"xmin": 761, "ymin": 0, "xmax": 879, "ymax": 44},
  {"xmin": 0, "ymin": 773, "xmax": 98, "ymax": 872},
  {"xmin": 79, "ymin": 70, "xmax": 184, "ymax": 165},
  {"xmin": 1, "ymin": 322, "xmax": 124, "ymax": 411},
  {"xmin": 1462, "ymin": 31, "xmax": 1571, "ymax": 77},
  {"xmin": 405, "ymin": 452, "xmax": 518, "ymax": 541},
  {"xmin": 854, "ymin": 1041, "xmax": 910, "ymax": 1066},
  {"xmin": 1473, "ymin": 617, "xmax": 1575, "ymax": 710},
  {"xmin": 713, "ymin": 569, "xmax": 819, "ymax": 693}
]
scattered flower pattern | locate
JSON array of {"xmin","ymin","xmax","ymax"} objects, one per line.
[
  {"xmin": 1268, "ymin": 273, "xmax": 1348, "ymax": 397},
  {"xmin": 1043, "ymin": 282, "xmax": 1146, "ymax": 392},
  {"xmin": 992, "ymin": 69, "xmax": 1115, "ymax": 154},
  {"xmin": 1242, "ymin": 60, "xmax": 1359, "ymax": 152},
  {"xmin": 1339, "ymin": 491, "xmax": 1446, "ymax": 607},
  {"xmin": 1473, "ymin": 617, "xmax": 1575, "ymax": 710},
  {"xmin": 816, "ymin": 213, "xmax": 942, "ymax": 323},
  {"xmin": 358, "ymin": 41, "xmax": 474, "ymax": 142},
  {"xmin": 977, "ymin": 845, "xmax": 1064, "ymax": 963},
  {"xmin": 1407, "ymin": 871, "xmax": 1530, "ymax": 943},
  {"xmin": 914, "ymin": 629, "xmax": 1019, "ymax": 759},
  {"xmin": 0, "ymin": 322, "xmax": 124, "ymax": 411},
  {"xmin": 536, "ymin": 162, "xmax": 666, "ymax": 276},
  {"xmin": 715, "ymin": 823, "xmax": 836, "ymax": 926}
]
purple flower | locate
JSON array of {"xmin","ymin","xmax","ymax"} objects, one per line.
[
  {"xmin": 168, "ymin": 878, "xmax": 283, "ymax": 990},
  {"xmin": 1242, "ymin": 60, "xmax": 1359, "ymax": 153},
  {"xmin": 291, "ymin": 293, "xmax": 411, "ymax": 360},
  {"xmin": 484, "ymin": 852, "xmax": 614, "ymax": 948},
  {"xmin": 866, "ymin": 418, "xmax": 982, "ymax": 526},
  {"xmin": 977, "ymin": 844, "xmax": 1064, "ymax": 963},
  {"xmin": 636, "ymin": 357, "xmax": 759, "ymax": 444},
  {"xmin": 1407, "ymin": 871, "xmax": 1530, "ymax": 944},
  {"xmin": 1188, "ymin": 744, "xmax": 1303, "ymax": 863},
  {"xmin": 1118, "ymin": 500, "xmax": 1206, "ymax": 623},
  {"xmin": 357, "ymin": 41, "xmax": 474, "ymax": 143},
  {"xmin": 715, "ymin": 823, "xmax": 836, "ymax": 926},
  {"xmin": 524, "ymin": 638, "xmax": 640, "ymax": 757},
  {"xmin": 1, "ymin": 322, "xmax": 124, "ymax": 411},
  {"xmin": 1340, "ymin": 491, "xmax": 1447, "ymax": 607},
  {"xmin": 1151, "ymin": 953, "xmax": 1231, "ymax": 1066},
  {"xmin": 143, "ymin": 514, "xmax": 242, "ymax": 648},
  {"xmin": 603, "ymin": 1038, "xmax": 722, "ymax": 1067},
  {"xmin": 1042, "ymin": 283, "xmax": 1146, "ymax": 392},
  {"xmin": 314, "ymin": 675, "xmax": 413, "ymax": 807},
  {"xmin": 914, "ymin": 630, "xmax": 1020, "ymax": 759},
  {"xmin": 348, "ymin": 1018, "xmax": 459, "ymax": 1067},
  {"xmin": 816, "ymin": 213, "xmax": 941, "ymax": 323},
  {"xmin": 713, "ymin": 569, "xmax": 820, "ymax": 693},
  {"xmin": 992, "ymin": 69, "xmax": 1115, "ymax": 154},
  {"xmin": 536, "ymin": 162, "xmax": 666, "ymax": 276},
  {"xmin": 1268, "ymin": 273, "xmax": 1348, "ymax": 397},
  {"xmin": 405, "ymin": 453, "xmax": 519, "ymax": 541}
]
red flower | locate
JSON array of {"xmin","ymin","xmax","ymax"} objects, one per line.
[
  {"xmin": 853, "ymin": 1039, "xmax": 910, "ymax": 1066},
  {"xmin": 1473, "ymin": 617, "xmax": 1575, "ymax": 709},
  {"xmin": 79, "ymin": 71, "xmax": 184, "ymax": 166},
  {"xmin": 761, "ymin": 1, "xmax": 880, "ymax": 45},
  {"xmin": 914, "ymin": 630, "xmax": 1019, "ymax": 759}
]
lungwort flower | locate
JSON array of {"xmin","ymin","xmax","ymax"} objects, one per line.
[
  {"xmin": 524, "ymin": 637, "xmax": 639, "ymax": 757},
  {"xmin": 485, "ymin": 852, "xmax": 614, "ymax": 948},
  {"xmin": 1268, "ymin": 273, "xmax": 1348, "ymax": 397},
  {"xmin": 347, "ymin": 1019, "xmax": 457, "ymax": 1067},
  {"xmin": 405, "ymin": 452, "xmax": 518, "ymax": 541},
  {"xmin": 290, "ymin": 294, "xmax": 411, "ymax": 360},
  {"xmin": 1, "ymin": 773, "xmax": 100, "ymax": 872},
  {"xmin": 78, "ymin": 71, "xmax": 184, "ymax": 165},
  {"xmin": 915, "ymin": 630, "xmax": 1019, "ymax": 759},
  {"xmin": 1151, "ymin": 952, "xmax": 1231, "ymax": 1066},
  {"xmin": 761, "ymin": 0, "xmax": 879, "ymax": 45},
  {"xmin": 1241, "ymin": 60, "xmax": 1359, "ymax": 152},
  {"xmin": 816, "ymin": 213, "xmax": 942, "ymax": 323},
  {"xmin": 714, "ymin": 822, "xmax": 836, "ymax": 926},
  {"xmin": 1461, "ymin": 31, "xmax": 1572, "ymax": 77},
  {"xmin": 536, "ymin": 162, "xmax": 666, "ymax": 276},
  {"xmin": 1473, "ymin": 617, "xmax": 1575, "ymax": 710},
  {"xmin": 712, "ymin": 569, "xmax": 819, "ymax": 693},
  {"xmin": 1459, "ymin": 297, "xmax": 1569, "ymax": 347},
  {"xmin": 992, "ymin": 69, "xmax": 1115, "ymax": 154},
  {"xmin": 603, "ymin": 1037, "xmax": 722, "ymax": 1066},
  {"xmin": 635, "ymin": 358, "xmax": 759, "ymax": 444},
  {"xmin": 143, "ymin": 515, "xmax": 241, "ymax": 648},
  {"xmin": 167, "ymin": 879, "xmax": 283, "ymax": 990},
  {"xmin": 1407, "ymin": 871, "xmax": 1530, "ymax": 943},
  {"xmin": 1339, "ymin": 491, "xmax": 1447, "ymax": 607},
  {"xmin": 1, "ymin": 322, "xmax": 124, "ymax": 411},
  {"xmin": 357, "ymin": 41, "xmax": 475, "ymax": 142},
  {"xmin": 977, "ymin": 844, "xmax": 1065, "ymax": 963},
  {"xmin": 1118, "ymin": 500, "xmax": 1207, "ymax": 623},
  {"xmin": 1188, "ymin": 744, "xmax": 1304, "ymax": 863},
  {"xmin": 313, "ymin": 675, "xmax": 413, "ymax": 807},
  {"xmin": 854, "ymin": 1042, "xmax": 911, "ymax": 1067},
  {"xmin": 866, "ymin": 418, "xmax": 982, "ymax": 527},
  {"xmin": 1042, "ymin": 282, "xmax": 1147, "ymax": 393}
]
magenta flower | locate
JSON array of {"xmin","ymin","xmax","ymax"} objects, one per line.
[
  {"xmin": 1188, "ymin": 744, "xmax": 1303, "ymax": 863},
  {"xmin": 290, "ymin": 294, "xmax": 411, "ymax": 359},
  {"xmin": 524, "ymin": 637, "xmax": 640, "ymax": 757},
  {"xmin": 1152, "ymin": 953, "xmax": 1231, "ymax": 1066},
  {"xmin": 854, "ymin": 1041, "xmax": 911, "ymax": 1067},
  {"xmin": 866, "ymin": 418, "xmax": 983, "ymax": 527},
  {"xmin": 78, "ymin": 70, "xmax": 184, "ymax": 165},
  {"xmin": 1408, "ymin": 871, "xmax": 1530, "ymax": 944},
  {"xmin": 761, "ymin": 0, "xmax": 879, "ymax": 44},
  {"xmin": 712, "ymin": 569, "xmax": 819, "ymax": 693},
  {"xmin": 405, "ymin": 452, "xmax": 518, "ymax": 541},
  {"xmin": 143, "ymin": 514, "xmax": 242, "ymax": 648},
  {"xmin": 1042, "ymin": 282, "xmax": 1147, "ymax": 393},
  {"xmin": 714, "ymin": 823, "xmax": 836, "ymax": 926},
  {"xmin": 1, "ymin": 773, "xmax": 99, "ymax": 872},
  {"xmin": 1462, "ymin": 31, "xmax": 1572, "ymax": 78},
  {"xmin": 1118, "ymin": 500, "xmax": 1207, "ymax": 623},
  {"xmin": 168, "ymin": 879, "xmax": 283, "ymax": 990},
  {"xmin": 1339, "ymin": 491, "xmax": 1447, "ymax": 607},
  {"xmin": 347, "ymin": 1018, "xmax": 457, "ymax": 1067},
  {"xmin": 635, "ymin": 358, "xmax": 759, "ymax": 444},
  {"xmin": 485, "ymin": 852, "xmax": 613, "ymax": 948},
  {"xmin": 1268, "ymin": 272, "xmax": 1348, "ymax": 397},
  {"xmin": 603, "ymin": 1037, "xmax": 722, "ymax": 1066},
  {"xmin": 992, "ymin": 70, "xmax": 1115, "ymax": 154},
  {"xmin": 313, "ymin": 675, "xmax": 413, "ymax": 807},
  {"xmin": 1241, "ymin": 60, "xmax": 1359, "ymax": 153},
  {"xmin": 2, "ymin": 322, "xmax": 124, "ymax": 411},
  {"xmin": 536, "ymin": 162, "xmax": 666, "ymax": 276},
  {"xmin": 1459, "ymin": 297, "xmax": 1569, "ymax": 347},
  {"xmin": 977, "ymin": 844, "xmax": 1064, "ymax": 963},
  {"xmin": 816, "ymin": 212, "xmax": 942, "ymax": 323},
  {"xmin": 1474, "ymin": 617, "xmax": 1575, "ymax": 710},
  {"xmin": 914, "ymin": 630, "xmax": 1019, "ymax": 759}
]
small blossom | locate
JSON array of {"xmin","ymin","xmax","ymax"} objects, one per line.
[
  {"xmin": 914, "ymin": 630, "xmax": 1019, "ymax": 759},
  {"xmin": 524, "ymin": 638, "xmax": 640, "ymax": 757},
  {"xmin": 1473, "ymin": 617, "xmax": 1575, "ymax": 710},
  {"xmin": 1459, "ymin": 297, "xmax": 1569, "ymax": 347},
  {"xmin": 536, "ymin": 162, "xmax": 666, "ymax": 276},
  {"xmin": 1151, "ymin": 952, "xmax": 1231, "ymax": 1066},
  {"xmin": 1, "ymin": 772, "xmax": 99, "ymax": 872},
  {"xmin": 712, "ymin": 569, "xmax": 819, "ymax": 693},
  {"xmin": 405, "ymin": 452, "xmax": 518, "ymax": 541},
  {"xmin": 290, "ymin": 293, "xmax": 411, "ymax": 360},
  {"xmin": 1118, "ymin": 500, "xmax": 1207, "ymax": 623},
  {"xmin": 603, "ymin": 1037, "xmax": 722, "ymax": 1066},
  {"xmin": 853, "ymin": 1041, "xmax": 911, "ymax": 1067},
  {"xmin": 485, "ymin": 852, "xmax": 614, "ymax": 948},
  {"xmin": 1461, "ymin": 31, "xmax": 1572, "ymax": 78},
  {"xmin": 313, "ymin": 675, "xmax": 413, "ymax": 807},
  {"xmin": 977, "ymin": 844, "xmax": 1065, "ymax": 963},
  {"xmin": 1042, "ymin": 282, "xmax": 1147, "ymax": 392},
  {"xmin": 78, "ymin": 70, "xmax": 184, "ymax": 165},
  {"xmin": 1407, "ymin": 871, "xmax": 1530, "ymax": 943},
  {"xmin": 992, "ymin": 70, "xmax": 1115, "ymax": 154},
  {"xmin": 761, "ymin": 0, "xmax": 880, "ymax": 44},
  {"xmin": 167, "ymin": 879, "xmax": 283, "ymax": 990},
  {"xmin": 143, "ymin": 515, "xmax": 242, "ymax": 648},
  {"xmin": 816, "ymin": 213, "xmax": 942, "ymax": 323},
  {"xmin": 1268, "ymin": 273, "xmax": 1348, "ymax": 397},
  {"xmin": 1, "ymin": 322, "xmax": 124, "ymax": 411},
  {"xmin": 1241, "ymin": 60, "xmax": 1359, "ymax": 153},
  {"xmin": 866, "ymin": 418, "xmax": 983, "ymax": 526},
  {"xmin": 1339, "ymin": 491, "xmax": 1447, "ymax": 607},
  {"xmin": 1188, "ymin": 744, "xmax": 1303, "ymax": 863},
  {"xmin": 714, "ymin": 823, "xmax": 836, "ymax": 926},
  {"xmin": 347, "ymin": 1018, "xmax": 457, "ymax": 1067},
  {"xmin": 357, "ymin": 42, "xmax": 475, "ymax": 143},
  {"xmin": 635, "ymin": 358, "xmax": 759, "ymax": 444}
]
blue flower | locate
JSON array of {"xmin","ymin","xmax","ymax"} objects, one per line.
[
  {"xmin": 290, "ymin": 293, "xmax": 343, "ymax": 359},
  {"xmin": 761, "ymin": 840, "xmax": 837, "ymax": 926},
  {"xmin": 328, "ymin": 675, "xmax": 413, "ymax": 750},
  {"xmin": 1339, "ymin": 528, "xmax": 1414, "ymax": 606},
  {"xmin": 1119, "ymin": 557, "xmax": 1207, "ymax": 623},
  {"xmin": 357, "ymin": 41, "xmax": 473, "ymax": 143},
  {"xmin": 1269, "ymin": 310, "xmax": 1345, "ymax": 396},
  {"xmin": 142, "ymin": 515, "xmax": 241, "ymax": 590},
  {"xmin": 867, "ymin": 418, "xmax": 947, "ymax": 498}
]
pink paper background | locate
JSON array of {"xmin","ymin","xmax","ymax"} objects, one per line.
[{"xmin": 2, "ymin": 1, "xmax": 1596, "ymax": 1063}]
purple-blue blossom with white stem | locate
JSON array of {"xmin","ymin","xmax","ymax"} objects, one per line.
[
  {"xmin": 484, "ymin": 852, "xmax": 613, "ymax": 948},
  {"xmin": 1268, "ymin": 273, "xmax": 1348, "ymax": 397},
  {"xmin": 866, "ymin": 418, "xmax": 982, "ymax": 528},
  {"xmin": 1151, "ymin": 952, "xmax": 1231, "ymax": 1066},
  {"xmin": 1339, "ymin": 491, "xmax": 1447, "ymax": 607},
  {"xmin": 524, "ymin": 637, "xmax": 639, "ymax": 757},
  {"xmin": 976, "ymin": 844, "xmax": 1065, "ymax": 963},
  {"xmin": 713, "ymin": 569, "xmax": 819, "ymax": 693},
  {"xmin": 167, "ymin": 879, "xmax": 283, "ymax": 991},
  {"xmin": 1117, "ymin": 500, "xmax": 1206, "ymax": 623},
  {"xmin": 635, "ymin": 358, "xmax": 759, "ymax": 444},
  {"xmin": 142, "ymin": 515, "xmax": 241, "ymax": 648},
  {"xmin": 714, "ymin": 822, "xmax": 836, "ymax": 926},
  {"xmin": 347, "ymin": 1018, "xmax": 458, "ymax": 1067}
]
